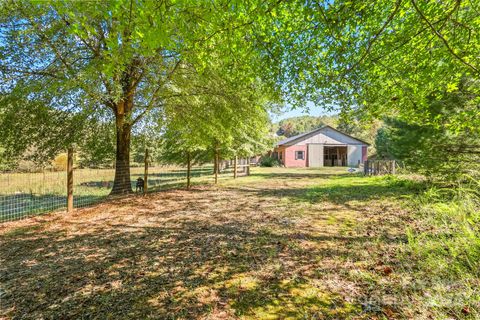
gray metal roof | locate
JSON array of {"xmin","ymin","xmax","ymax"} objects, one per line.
[{"xmin": 276, "ymin": 125, "xmax": 370, "ymax": 146}]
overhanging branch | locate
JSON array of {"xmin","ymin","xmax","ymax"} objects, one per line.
[{"xmin": 411, "ymin": 0, "xmax": 479, "ymax": 74}]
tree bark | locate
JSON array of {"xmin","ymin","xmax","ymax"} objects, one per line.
[{"xmin": 111, "ymin": 110, "xmax": 133, "ymax": 195}]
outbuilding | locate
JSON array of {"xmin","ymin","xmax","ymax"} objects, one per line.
[{"xmin": 273, "ymin": 126, "xmax": 369, "ymax": 168}]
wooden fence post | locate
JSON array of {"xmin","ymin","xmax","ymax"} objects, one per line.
[
  {"xmin": 234, "ymin": 156, "xmax": 237, "ymax": 179},
  {"xmin": 214, "ymin": 149, "xmax": 219, "ymax": 184},
  {"xmin": 213, "ymin": 151, "xmax": 217, "ymax": 175},
  {"xmin": 392, "ymin": 160, "xmax": 396, "ymax": 175},
  {"xmin": 364, "ymin": 160, "xmax": 368, "ymax": 176},
  {"xmin": 144, "ymin": 148, "xmax": 149, "ymax": 195},
  {"xmin": 187, "ymin": 152, "xmax": 191, "ymax": 189},
  {"xmin": 67, "ymin": 147, "xmax": 74, "ymax": 213}
]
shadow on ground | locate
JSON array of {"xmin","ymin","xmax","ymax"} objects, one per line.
[
  {"xmin": 237, "ymin": 181, "xmax": 417, "ymax": 205},
  {"xmin": 1, "ymin": 218, "xmax": 371, "ymax": 319},
  {"xmin": 235, "ymin": 170, "xmax": 423, "ymax": 206},
  {"xmin": 0, "ymin": 169, "xmax": 418, "ymax": 319},
  {"xmin": 0, "ymin": 194, "xmax": 108, "ymax": 222},
  {"xmin": 251, "ymin": 171, "xmax": 352, "ymax": 180},
  {"xmin": 0, "ymin": 167, "xmax": 223, "ymax": 222}
]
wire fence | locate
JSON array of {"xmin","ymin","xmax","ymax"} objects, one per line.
[{"xmin": 0, "ymin": 159, "xmax": 251, "ymax": 223}]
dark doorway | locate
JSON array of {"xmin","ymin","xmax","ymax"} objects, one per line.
[{"xmin": 324, "ymin": 146, "xmax": 347, "ymax": 166}]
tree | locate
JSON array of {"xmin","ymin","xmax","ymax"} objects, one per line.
[
  {"xmin": 0, "ymin": 95, "xmax": 86, "ymax": 167},
  {"xmin": 262, "ymin": 1, "xmax": 479, "ymax": 137},
  {"xmin": 376, "ymin": 85, "xmax": 480, "ymax": 181},
  {"xmin": 252, "ymin": 1, "xmax": 479, "ymax": 176},
  {"xmin": 160, "ymin": 65, "xmax": 275, "ymax": 169},
  {"xmin": 0, "ymin": 1, "xmax": 282, "ymax": 193},
  {"xmin": 74, "ymin": 119, "xmax": 115, "ymax": 168},
  {"xmin": 276, "ymin": 115, "xmax": 338, "ymax": 137},
  {"xmin": 337, "ymin": 112, "xmax": 382, "ymax": 154}
]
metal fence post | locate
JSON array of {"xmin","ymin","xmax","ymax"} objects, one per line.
[{"xmin": 67, "ymin": 147, "xmax": 74, "ymax": 213}]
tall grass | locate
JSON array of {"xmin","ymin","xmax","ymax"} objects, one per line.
[{"xmin": 402, "ymin": 175, "xmax": 480, "ymax": 318}]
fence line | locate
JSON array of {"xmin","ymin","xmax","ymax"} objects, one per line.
[
  {"xmin": 363, "ymin": 160, "xmax": 397, "ymax": 176},
  {"xmin": 0, "ymin": 151, "xmax": 251, "ymax": 222}
]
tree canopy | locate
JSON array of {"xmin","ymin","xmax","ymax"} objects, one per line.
[
  {"xmin": 264, "ymin": 1, "xmax": 480, "ymax": 127},
  {"xmin": 275, "ymin": 115, "xmax": 338, "ymax": 138},
  {"xmin": 0, "ymin": 0, "xmax": 281, "ymax": 192},
  {"xmin": 1, "ymin": 0, "xmax": 478, "ymax": 183},
  {"xmin": 266, "ymin": 0, "xmax": 479, "ymax": 178},
  {"xmin": 160, "ymin": 65, "xmax": 274, "ymax": 166}
]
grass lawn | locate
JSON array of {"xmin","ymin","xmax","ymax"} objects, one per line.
[{"xmin": 0, "ymin": 167, "xmax": 466, "ymax": 319}]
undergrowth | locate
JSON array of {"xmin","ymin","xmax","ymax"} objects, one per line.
[{"xmin": 398, "ymin": 175, "xmax": 480, "ymax": 319}]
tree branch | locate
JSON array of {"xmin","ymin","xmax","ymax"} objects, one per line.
[
  {"xmin": 0, "ymin": 65, "xmax": 65, "ymax": 80},
  {"xmin": 344, "ymin": 0, "xmax": 402, "ymax": 74},
  {"xmin": 411, "ymin": 0, "xmax": 479, "ymax": 74},
  {"xmin": 132, "ymin": 59, "xmax": 182, "ymax": 124}
]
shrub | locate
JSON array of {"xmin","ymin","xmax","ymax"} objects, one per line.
[
  {"xmin": 259, "ymin": 155, "xmax": 281, "ymax": 167},
  {"xmin": 52, "ymin": 153, "xmax": 68, "ymax": 171}
]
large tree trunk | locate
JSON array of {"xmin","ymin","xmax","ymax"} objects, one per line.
[
  {"xmin": 109, "ymin": 58, "xmax": 141, "ymax": 195},
  {"xmin": 111, "ymin": 111, "xmax": 133, "ymax": 195}
]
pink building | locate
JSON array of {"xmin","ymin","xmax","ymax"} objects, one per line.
[{"xmin": 273, "ymin": 126, "xmax": 369, "ymax": 168}]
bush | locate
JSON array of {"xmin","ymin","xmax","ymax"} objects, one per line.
[
  {"xmin": 259, "ymin": 156, "xmax": 281, "ymax": 167},
  {"xmin": 52, "ymin": 153, "xmax": 68, "ymax": 171}
]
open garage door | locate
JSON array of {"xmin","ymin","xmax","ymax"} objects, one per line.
[{"xmin": 308, "ymin": 144, "xmax": 323, "ymax": 167}]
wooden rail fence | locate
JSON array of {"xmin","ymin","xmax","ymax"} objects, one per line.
[{"xmin": 363, "ymin": 160, "xmax": 396, "ymax": 176}]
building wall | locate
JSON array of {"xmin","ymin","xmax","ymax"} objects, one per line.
[
  {"xmin": 282, "ymin": 145, "xmax": 307, "ymax": 167},
  {"xmin": 307, "ymin": 144, "xmax": 324, "ymax": 167},
  {"xmin": 275, "ymin": 127, "xmax": 369, "ymax": 168},
  {"xmin": 347, "ymin": 145, "xmax": 363, "ymax": 167},
  {"xmin": 275, "ymin": 144, "xmax": 367, "ymax": 168},
  {"xmin": 273, "ymin": 146, "xmax": 285, "ymax": 164},
  {"xmin": 362, "ymin": 146, "xmax": 368, "ymax": 163}
]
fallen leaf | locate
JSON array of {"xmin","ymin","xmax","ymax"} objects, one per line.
[{"xmin": 382, "ymin": 266, "xmax": 393, "ymax": 276}]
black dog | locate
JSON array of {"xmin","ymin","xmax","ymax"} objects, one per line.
[{"xmin": 136, "ymin": 177, "xmax": 145, "ymax": 193}]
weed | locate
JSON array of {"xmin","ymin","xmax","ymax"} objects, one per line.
[{"xmin": 402, "ymin": 180, "xmax": 480, "ymax": 318}]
